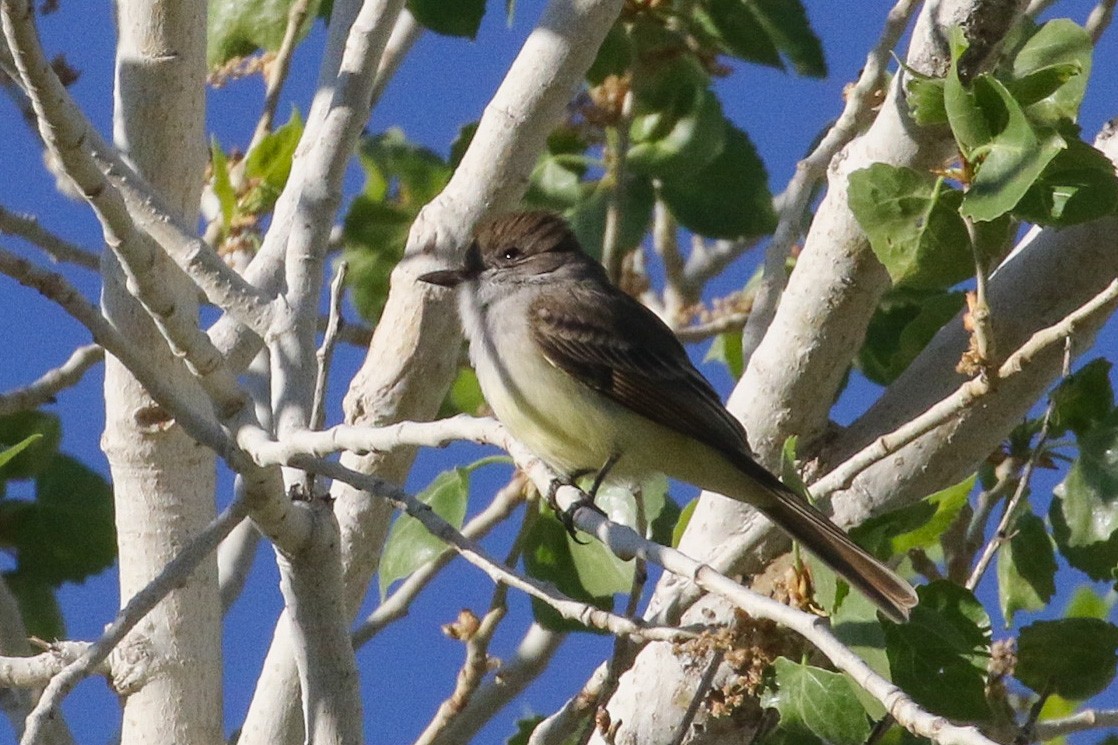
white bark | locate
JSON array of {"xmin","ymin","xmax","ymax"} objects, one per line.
[
  {"xmin": 603, "ymin": 0, "xmax": 1044, "ymax": 739},
  {"xmin": 105, "ymin": 2, "xmax": 221, "ymax": 744},
  {"xmin": 238, "ymin": 0, "xmax": 624, "ymax": 740}
]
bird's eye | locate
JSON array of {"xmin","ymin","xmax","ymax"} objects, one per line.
[{"xmin": 502, "ymin": 247, "xmax": 521, "ymax": 262}]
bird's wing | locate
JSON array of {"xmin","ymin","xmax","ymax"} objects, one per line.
[{"xmin": 528, "ymin": 281, "xmax": 751, "ymax": 460}]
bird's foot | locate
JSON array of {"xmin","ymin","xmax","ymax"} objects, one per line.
[
  {"xmin": 546, "ymin": 454, "xmax": 620, "ymax": 542},
  {"xmin": 545, "ymin": 478, "xmax": 601, "ymax": 543}
]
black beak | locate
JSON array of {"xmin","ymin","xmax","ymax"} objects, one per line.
[
  {"xmin": 418, "ymin": 268, "xmax": 467, "ymax": 288},
  {"xmin": 418, "ymin": 240, "xmax": 483, "ymax": 288}
]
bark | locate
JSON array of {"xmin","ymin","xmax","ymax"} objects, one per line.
[{"xmin": 104, "ymin": 1, "xmax": 220, "ymax": 743}]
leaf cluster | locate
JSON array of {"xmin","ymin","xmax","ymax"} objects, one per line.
[{"xmin": 0, "ymin": 411, "xmax": 115, "ymax": 640}]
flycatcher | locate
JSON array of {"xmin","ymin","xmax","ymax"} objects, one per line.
[{"xmin": 420, "ymin": 211, "xmax": 917, "ymax": 622}]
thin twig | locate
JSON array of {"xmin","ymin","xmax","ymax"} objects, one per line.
[
  {"xmin": 0, "ymin": 642, "xmax": 97, "ymax": 688},
  {"xmin": 528, "ymin": 662, "xmax": 611, "ymax": 745},
  {"xmin": 1086, "ymin": 0, "xmax": 1117, "ymax": 42},
  {"xmin": 20, "ymin": 502, "xmax": 248, "ymax": 743},
  {"xmin": 737, "ymin": 0, "xmax": 920, "ymax": 365},
  {"xmin": 0, "ymin": 206, "xmax": 98, "ymax": 269},
  {"xmin": 250, "ymin": 0, "xmax": 313, "ymax": 149},
  {"xmin": 527, "ymin": 468, "xmax": 1001, "ymax": 745},
  {"xmin": 739, "ymin": 0, "xmax": 918, "ymax": 344},
  {"xmin": 352, "ymin": 473, "xmax": 526, "ymax": 646},
  {"xmin": 311, "ymin": 261, "xmax": 347, "ymax": 431},
  {"xmin": 667, "ymin": 648, "xmax": 724, "ymax": 745},
  {"xmin": 276, "ymin": 450, "xmax": 692, "ymax": 644},
  {"xmin": 965, "ymin": 214, "xmax": 998, "ymax": 375},
  {"xmin": 1032, "ymin": 708, "xmax": 1118, "ymax": 740},
  {"xmin": 0, "ymin": 343, "xmax": 103, "ymax": 415},
  {"xmin": 652, "ymin": 200, "xmax": 687, "ymax": 319},
  {"xmin": 417, "ymin": 504, "xmax": 532, "ymax": 745},
  {"xmin": 0, "ymin": 0, "xmax": 274, "ymax": 335},
  {"xmin": 601, "ymin": 90, "xmax": 634, "ymax": 284},
  {"xmin": 965, "ymin": 338, "xmax": 1071, "ymax": 589},
  {"xmin": 675, "ymin": 312, "xmax": 749, "ymax": 343},
  {"xmin": 368, "ymin": 9, "xmax": 422, "ymax": 108},
  {"xmin": 811, "ymin": 279, "xmax": 1118, "ymax": 499}
]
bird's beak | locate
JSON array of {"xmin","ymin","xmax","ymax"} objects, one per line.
[
  {"xmin": 418, "ymin": 268, "xmax": 467, "ymax": 288},
  {"xmin": 418, "ymin": 240, "xmax": 482, "ymax": 288}
]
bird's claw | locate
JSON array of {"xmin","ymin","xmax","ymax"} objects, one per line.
[{"xmin": 545, "ymin": 478, "xmax": 606, "ymax": 544}]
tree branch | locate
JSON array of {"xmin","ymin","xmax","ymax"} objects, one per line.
[
  {"xmin": 0, "ymin": 205, "xmax": 98, "ymax": 270},
  {"xmin": 0, "ymin": 342, "xmax": 102, "ymax": 415}
]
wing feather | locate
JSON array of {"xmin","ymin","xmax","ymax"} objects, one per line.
[{"xmin": 528, "ymin": 283, "xmax": 750, "ymax": 459}]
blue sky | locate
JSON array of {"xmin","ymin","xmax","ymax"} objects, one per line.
[{"xmin": 2, "ymin": 1, "xmax": 1118, "ymax": 743}]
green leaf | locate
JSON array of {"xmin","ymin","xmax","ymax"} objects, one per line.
[
  {"xmin": 342, "ymin": 201, "xmax": 410, "ymax": 322},
  {"xmin": 694, "ymin": 0, "xmax": 780, "ymax": 69},
  {"xmin": 704, "ymin": 329, "xmax": 744, "ymax": 379},
  {"xmin": 697, "ymin": 0, "xmax": 825, "ymax": 76},
  {"xmin": 0, "ymin": 454, "xmax": 115, "ymax": 585},
  {"xmin": 449, "ymin": 121, "xmax": 479, "ymax": 170},
  {"xmin": 1016, "ymin": 618, "xmax": 1118, "ymax": 699},
  {"xmin": 997, "ymin": 511, "xmax": 1057, "ymax": 624},
  {"xmin": 630, "ymin": 18, "xmax": 710, "ymax": 111},
  {"xmin": 506, "ymin": 715, "xmax": 547, "ymax": 745},
  {"xmin": 822, "ymin": 569, "xmax": 890, "ymax": 716},
  {"xmin": 1003, "ymin": 62, "xmax": 1083, "ymax": 110},
  {"xmin": 960, "ymin": 76, "xmax": 1066, "ymax": 222},
  {"xmin": 883, "ymin": 581, "xmax": 992, "ymax": 721},
  {"xmin": 344, "ymin": 130, "xmax": 451, "ymax": 321},
  {"xmin": 1013, "ymin": 136, "xmax": 1118, "ymax": 226},
  {"xmin": 748, "ymin": 0, "xmax": 825, "ymax": 76},
  {"xmin": 408, "ymin": 0, "xmax": 485, "ymax": 38},
  {"xmin": 1049, "ymin": 358, "xmax": 1114, "ymax": 438},
  {"xmin": 208, "ymin": 0, "xmax": 321, "ymax": 67},
  {"xmin": 649, "ymin": 492, "xmax": 681, "ymax": 548},
  {"xmin": 1009, "ymin": 19, "xmax": 1092, "ymax": 124},
  {"xmin": 905, "ymin": 74, "xmax": 947, "ymax": 127},
  {"xmin": 566, "ymin": 173, "xmax": 655, "ymax": 261},
  {"xmin": 1050, "ymin": 412, "xmax": 1118, "ymax": 580},
  {"xmin": 358, "ymin": 129, "xmax": 451, "ymax": 208},
  {"xmin": 852, "ymin": 476, "xmax": 974, "ymax": 559},
  {"xmin": 525, "ymin": 154, "xmax": 584, "ymax": 212},
  {"xmin": 762, "ymin": 658, "xmax": 870, "ymax": 745},
  {"xmin": 210, "ymin": 140, "xmax": 236, "ymax": 231},
  {"xmin": 660, "ymin": 122, "xmax": 775, "ymax": 239},
  {"xmin": 243, "ymin": 111, "xmax": 304, "ymax": 213},
  {"xmin": 629, "ymin": 87, "xmax": 727, "ymax": 177},
  {"xmin": 4, "ymin": 571, "xmax": 64, "ymax": 640},
  {"xmin": 944, "ymin": 27, "xmax": 993, "ymax": 155},
  {"xmin": 523, "ymin": 509, "xmax": 633, "ymax": 632},
  {"xmin": 0, "ymin": 411, "xmax": 61, "ymax": 480},
  {"xmin": 858, "ymin": 289, "xmax": 966, "ymax": 385},
  {"xmin": 587, "ymin": 22, "xmax": 632, "ymax": 85},
  {"xmin": 672, "ymin": 497, "xmax": 698, "ymax": 548},
  {"xmin": 0, "ymin": 434, "xmax": 42, "ymax": 474},
  {"xmin": 778, "ymin": 436, "xmax": 807, "ymax": 498},
  {"xmin": 1064, "ymin": 586, "xmax": 1112, "ymax": 620},
  {"xmin": 848, "ymin": 165, "xmax": 972, "ymax": 289},
  {"xmin": 439, "ymin": 367, "xmax": 486, "ymax": 418},
  {"xmin": 591, "ymin": 473, "xmax": 671, "ymax": 537},
  {"xmin": 378, "ymin": 463, "xmax": 474, "ymax": 599}
]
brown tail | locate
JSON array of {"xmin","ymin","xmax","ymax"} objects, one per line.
[{"xmin": 758, "ymin": 484, "xmax": 918, "ymax": 623}]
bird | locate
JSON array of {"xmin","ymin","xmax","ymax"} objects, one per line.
[{"xmin": 419, "ymin": 210, "xmax": 917, "ymax": 622}]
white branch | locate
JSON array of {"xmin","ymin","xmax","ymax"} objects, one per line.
[
  {"xmin": 811, "ymin": 280, "xmax": 1118, "ymax": 498},
  {"xmin": 0, "ymin": 644, "xmax": 98, "ymax": 688},
  {"xmin": 1033, "ymin": 709, "xmax": 1118, "ymax": 740},
  {"xmin": 0, "ymin": 343, "xmax": 103, "ymax": 415},
  {"xmin": 0, "ymin": 0, "xmax": 273, "ymax": 335},
  {"xmin": 739, "ymin": 0, "xmax": 921, "ymax": 365},
  {"xmin": 0, "ymin": 206, "xmax": 98, "ymax": 269},
  {"xmin": 19, "ymin": 502, "xmax": 248, "ymax": 744}
]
